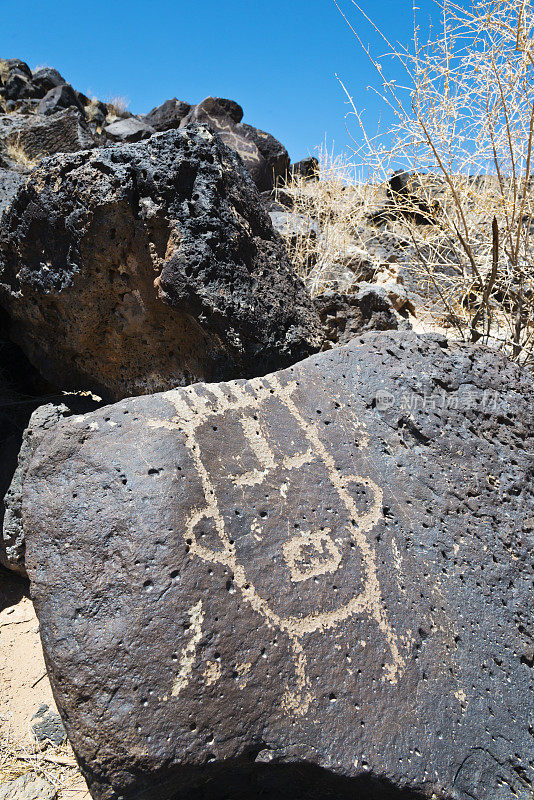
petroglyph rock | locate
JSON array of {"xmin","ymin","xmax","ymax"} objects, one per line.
[
  {"xmin": 0, "ymin": 126, "xmax": 322, "ymax": 400},
  {"xmin": 24, "ymin": 331, "xmax": 533, "ymax": 800}
]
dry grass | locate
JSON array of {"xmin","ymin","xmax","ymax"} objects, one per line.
[
  {"xmin": 4, "ymin": 139, "xmax": 41, "ymax": 169},
  {"xmin": 105, "ymin": 95, "xmax": 130, "ymax": 119},
  {"xmin": 282, "ymin": 0, "xmax": 534, "ymax": 367},
  {"xmin": 0, "ymin": 722, "xmax": 88, "ymax": 798}
]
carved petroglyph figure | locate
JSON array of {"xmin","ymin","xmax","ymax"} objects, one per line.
[{"xmin": 150, "ymin": 376, "xmax": 405, "ymax": 714}]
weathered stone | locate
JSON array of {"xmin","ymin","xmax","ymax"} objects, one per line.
[
  {"xmin": 313, "ymin": 288, "xmax": 402, "ymax": 346},
  {"xmin": 0, "ymin": 109, "xmax": 95, "ymax": 164},
  {"xmin": 2, "ymin": 398, "xmax": 98, "ymax": 574},
  {"xmin": 145, "ymin": 98, "xmax": 192, "ymax": 131},
  {"xmin": 37, "ymin": 84, "xmax": 83, "ymax": 116},
  {"xmin": 0, "ymin": 774, "xmax": 56, "ymax": 800},
  {"xmin": 31, "ymin": 703, "xmax": 67, "ymax": 746},
  {"xmin": 0, "ymin": 168, "xmax": 26, "ymax": 217},
  {"xmin": 31, "ymin": 67, "xmax": 66, "ymax": 97},
  {"xmin": 0, "ymin": 126, "xmax": 322, "ymax": 400},
  {"xmin": 180, "ymin": 99, "xmax": 272, "ymax": 190},
  {"xmin": 24, "ymin": 332, "xmax": 534, "ymax": 800},
  {"xmin": 291, "ymin": 156, "xmax": 319, "ymax": 180},
  {"xmin": 104, "ymin": 117, "xmax": 155, "ymax": 142},
  {"xmin": 238, "ymin": 123, "xmax": 289, "ymax": 187},
  {"xmin": 182, "ymin": 96, "xmax": 244, "ymax": 126}
]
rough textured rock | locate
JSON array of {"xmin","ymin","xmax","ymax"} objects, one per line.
[
  {"xmin": 2, "ymin": 398, "xmax": 98, "ymax": 574},
  {"xmin": 0, "ymin": 109, "xmax": 95, "ymax": 163},
  {"xmin": 0, "ymin": 774, "xmax": 56, "ymax": 800},
  {"xmin": 104, "ymin": 117, "xmax": 155, "ymax": 142},
  {"xmin": 31, "ymin": 67, "xmax": 67, "ymax": 97},
  {"xmin": 37, "ymin": 84, "xmax": 83, "ymax": 116},
  {"xmin": 0, "ymin": 168, "xmax": 26, "ymax": 217},
  {"xmin": 180, "ymin": 98, "xmax": 273, "ymax": 190},
  {"xmin": 31, "ymin": 703, "xmax": 67, "ymax": 746},
  {"xmin": 24, "ymin": 332, "xmax": 534, "ymax": 800},
  {"xmin": 313, "ymin": 288, "xmax": 403, "ymax": 347},
  {"xmin": 291, "ymin": 156, "xmax": 319, "ymax": 180},
  {"xmin": 145, "ymin": 98, "xmax": 192, "ymax": 131},
  {"xmin": 0, "ymin": 126, "xmax": 322, "ymax": 400}
]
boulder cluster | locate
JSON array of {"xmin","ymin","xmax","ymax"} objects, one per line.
[{"xmin": 0, "ymin": 58, "xmax": 533, "ymax": 800}]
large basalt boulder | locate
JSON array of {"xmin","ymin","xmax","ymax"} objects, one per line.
[
  {"xmin": 24, "ymin": 332, "xmax": 533, "ymax": 800},
  {"xmin": 37, "ymin": 83, "xmax": 84, "ymax": 116},
  {"xmin": 180, "ymin": 98, "xmax": 282, "ymax": 191},
  {"xmin": 2, "ymin": 398, "xmax": 98, "ymax": 575},
  {"xmin": 31, "ymin": 67, "xmax": 67, "ymax": 97},
  {"xmin": 0, "ymin": 108, "xmax": 95, "ymax": 164},
  {"xmin": 104, "ymin": 117, "xmax": 155, "ymax": 142},
  {"xmin": 145, "ymin": 98, "xmax": 192, "ymax": 131},
  {"xmin": 0, "ymin": 126, "xmax": 322, "ymax": 401}
]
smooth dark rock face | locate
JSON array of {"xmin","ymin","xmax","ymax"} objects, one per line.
[
  {"xmin": 24, "ymin": 332, "xmax": 534, "ymax": 800},
  {"xmin": 2, "ymin": 398, "xmax": 98, "ymax": 574},
  {"xmin": 145, "ymin": 98, "xmax": 192, "ymax": 131},
  {"xmin": 37, "ymin": 84, "xmax": 83, "ymax": 116},
  {"xmin": 31, "ymin": 67, "xmax": 67, "ymax": 97},
  {"xmin": 291, "ymin": 157, "xmax": 319, "ymax": 180},
  {"xmin": 0, "ymin": 126, "xmax": 322, "ymax": 400},
  {"xmin": 180, "ymin": 98, "xmax": 275, "ymax": 190},
  {"xmin": 104, "ymin": 117, "xmax": 155, "ymax": 142}
]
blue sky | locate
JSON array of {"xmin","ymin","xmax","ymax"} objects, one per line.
[{"xmin": 2, "ymin": 0, "xmax": 439, "ymax": 162}]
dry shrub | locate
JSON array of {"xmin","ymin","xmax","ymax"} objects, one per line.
[
  {"xmin": 0, "ymin": 722, "xmax": 88, "ymax": 798},
  {"xmin": 319, "ymin": 0, "xmax": 534, "ymax": 366}
]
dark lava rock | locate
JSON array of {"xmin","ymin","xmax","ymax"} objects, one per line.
[
  {"xmin": 0, "ymin": 168, "xmax": 26, "ymax": 217},
  {"xmin": 37, "ymin": 84, "xmax": 83, "ymax": 116},
  {"xmin": 180, "ymin": 98, "xmax": 273, "ymax": 190},
  {"xmin": 145, "ymin": 98, "xmax": 192, "ymax": 131},
  {"xmin": 0, "ymin": 60, "xmax": 35, "ymax": 105},
  {"xmin": 31, "ymin": 703, "xmax": 67, "ymax": 746},
  {"xmin": 24, "ymin": 332, "xmax": 534, "ymax": 800},
  {"xmin": 2, "ymin": 398, "xmax": 99, "ymax": 574},
  {"xmin": 182, "ymin": 96, "xmax": 244, "ymax": 126},
  {"xmin": 313, "ymin": 288, "xmax": 402, "ymax": 347},
  {"xmin": 104, "ymin": 117, "xmax": 155, "ymax": 142},
  {"xmin": 0, "ymin": 126, "xmax": 322, "ymax": 401},
  {"xmin": 291, "ymin": 156, "xmax": 319, "ymax": 180},
  {"xmin": 0, "ymin": 332, "xmax": 58, "ymax": 574},
  {"xmin": 31, "ymin": 67, "xmax": 67, "ymax": 97},
  {"xmin": 370, "ymin": 170, "xmax": 439, "ymax": 226},
  {"xmin": 238, "ymin": 123, "xmax": 289, "ymax": 187},
  {"xmin": 0, "ymin": 109, "xmax": 95, "ymax": 164}
]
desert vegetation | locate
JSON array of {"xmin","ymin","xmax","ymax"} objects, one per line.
[{"xmin": 278, "ymin": 0, "xmax": 534, "ymax": 367}]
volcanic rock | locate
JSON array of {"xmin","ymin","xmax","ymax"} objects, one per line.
[
  {"xmin": 104, "ymin": 117, "xmax": 155, "ymax": 142},
  {"xmin": 0, "ymin": 108, "xmax": 95, "ymax": 164},
  {"xmin": 37, "ymin": 84, "xmax": 84, "ymax": 116},
  {"xmin": 313, "ymin": 288, "xmax": 402, "ymax": 346},
  {"xmin": 180, "ymin": 98, "xmax": 273, "ymax": 190},
  {"xmin": 31, "ymin": 67, "xmax": 67, "ymax": 97},
  {"xmin": 0, "ymin": 126, "xmax": 322, "ymax": 400},
  {"xmin": 2, "ymin": 398, "xmax": 98, "ymax": 574},
  {"xmin": 145, "ymin": 98, "xmax": 192, "ymax": 131},
  {"xmin": 24, "ymin": 331, "xmax": 534, "ymax": 800}
]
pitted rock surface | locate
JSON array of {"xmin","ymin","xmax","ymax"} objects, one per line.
[
  {"xmin": 0, "ymin": 125, "xmax": 322, "ymax": 400},
  {"xmin": 24, "ymin": 332, "xmax": 533, "ymax": 800}
]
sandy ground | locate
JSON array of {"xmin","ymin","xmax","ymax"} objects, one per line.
[{"xmin": 0, "ymin": 567, "xmax": 90, "ymax": 798}]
